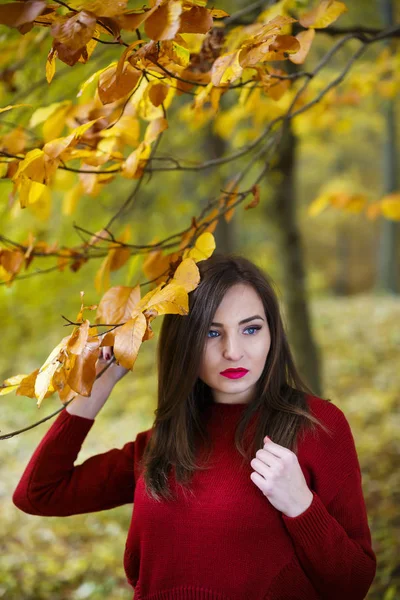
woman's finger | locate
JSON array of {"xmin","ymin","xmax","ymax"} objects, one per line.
[{"xmin": 99, "ymin": 346, "xmax": 113, "ymax": 361}]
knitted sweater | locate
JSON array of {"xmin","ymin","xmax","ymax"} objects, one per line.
[{"xmin": 12, "ymin": 395, "xmax": 376, "ymax": 600}]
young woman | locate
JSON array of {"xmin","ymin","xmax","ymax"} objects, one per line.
[{"xmin": 13, "ymin": 254, "xmax": 376, "ymax": 600}]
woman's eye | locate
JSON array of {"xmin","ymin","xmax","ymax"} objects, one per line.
[
  {"xmin": 207, "ymin": 326, "xmax": 261, "ymax": 338},
  {"xmin": 207, "ymin": 330, "xmax": 219, "ymax": 338},
  {"xmin": 244, "ymin": 326, "xmax": 261, "ymax": 335}
]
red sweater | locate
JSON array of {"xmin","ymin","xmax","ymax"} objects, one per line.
[{"xmin": 13, "ymin": 395, "xmax": 376, "ymax": 600}]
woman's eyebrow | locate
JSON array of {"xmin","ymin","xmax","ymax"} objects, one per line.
[{"xmin": 211, "ymin": 315, "xmax": 265, "ymax": 327}]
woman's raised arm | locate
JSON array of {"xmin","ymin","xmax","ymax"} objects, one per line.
[{"xmin": 12, "ymin": 347, "xmax": 137, "ymax": 516}]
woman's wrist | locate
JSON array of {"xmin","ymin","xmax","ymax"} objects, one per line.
[{"xmin": 66, "ymin": 376, "xmax": 115, "ymax": 419}]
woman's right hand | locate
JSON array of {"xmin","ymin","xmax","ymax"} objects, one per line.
[
  {"xmin": 66, "ymin": 346, "xmax": 129, "ymax": 419},
  {"xmin": 96, "ymin": 346, "xmax": 129, "ymax": 387}
]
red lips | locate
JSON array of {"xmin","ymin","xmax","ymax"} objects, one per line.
[{"xmin": 220, "ymin": 368, "xmax": 249, "ymax": 379}]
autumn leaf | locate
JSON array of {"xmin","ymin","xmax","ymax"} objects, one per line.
[
  {"xmin": 95, "ymin": 225, "xmax": 131, "ymax": 292},
  {"xmin": 0, "ymin": 1, "xmax": 46, "ymax": 29},
  {"xmin": 149, "ymin": 83, "xmax": 170, "ymax": 107},
  {"xmin": 0, "ymin": 373, "xmax": 30, "ymax": 396},
  {"xmin": 178, "ymin": 6, "xmax": 213, "ymax": 35},
  {"xmin": 67, "ymin": 320, "xmax": 91, "ymax": 354},
  {"xmin": 68, "ymin": 0, "xmax": 128, "ymax": 18},
  {"xmin": 144, "ymin": 0, "xmax": 183, "ymax": 42},
  {"xmin": 51, "ymin": 11, "xmax": 97, "ymax": 51},
  {"xmin": 211, "ymin": 51, "xmax": 243, "ymax": 86},
  {"xmin": 380, "ymin": 193, "xmax": 400, "ymax": 221},
  {"xmin": 182, "ymin": 231, "xmax": 216, "ymax": 263},
  {"xmin": 289, "ymin": 28, "xmax": 316, "ymax": 65},
  {"xmin": 15, "ymin": 369, "xmax": 40, "ymax": 398},
  {"xmin": 96, "ymin": 285, "xmax": 141, "ymax": 325},
  {"xmin": 299, "ymin": 1, "xmax": 347, "ymax": 29},
  {"xmin": 113, "ymin": 312, "xmax": 147, "ymax": 369},
  {"xmin": 67, "ymin": 336, "xmax": 100, "ymax": 396},
  {"xmin": 245, "ymin": 184, "xmax": 260, "ymax": 210},
  {"xmin": 98, "ymin": 62, "xmax": 141, "ymax": 105},
  {"xmin": 171, "ymin": 257, "xmax": 200, "ymax": 292},
  {"xmin": 46, "ymin": 47, "xmax": 57, "ymax": 83},
  {"xmin": 34, "ymin": 335, "xmax": 70, "ymax": 405}
]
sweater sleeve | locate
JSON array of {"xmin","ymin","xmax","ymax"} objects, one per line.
[
  {"xmin": 281, "ymin": 402, "xmax": 377, "ymax": 600},
  {"xmin": 12, "ymin": 409, "xmax": 136, "ymax": 517}
]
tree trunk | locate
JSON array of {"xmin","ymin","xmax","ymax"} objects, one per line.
[
  {"xmin": 205, "ymin": 126, "xmax": 236, "ymax": 254},
  {"xmin": 268, "ymin": 122, "xmax": 323, "ymax": 395},
  {"xmin": 376, "ymin": 0, "xmax": 399, "ymax": 293}
]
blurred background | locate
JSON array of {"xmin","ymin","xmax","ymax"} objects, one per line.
[{"xmin": 0, "ymin": 0, "xmax": 399, "ymax": 598}]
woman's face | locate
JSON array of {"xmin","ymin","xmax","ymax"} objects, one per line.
[{"xmin": 198, "ymin": 283, "xmax": 271, "ymax": 405}]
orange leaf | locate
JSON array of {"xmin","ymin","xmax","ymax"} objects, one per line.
[
  {"xmin": 148, "ymin": 83, "xmax": 169, "ymax": 107},
  {"xmin": 113, "ymin": 313, "xmax": 147, "ymax": 369},
  {"xmin": 67, "ymin": 320, "xmax": 90, "ymax": 355},
  {"xmin": 67, "ymin": 336, "xmax": 100, "ymax": 396},
  {"xmin": 144, "ymin": 0, "xmax": 183, "ymax": 41},
  {"xmin": 15, "ymin": 369, "xmax": 40, "ymax": 398},
  {"xmin": 178, "ymin": 6, "xmax": 213, "ymax": 34},
  {"xmin": 245, "ymin": 184, "xmax": 260, "ymax": 210},
  {"xmin": 0, "ymin": 1, "xmax": 46, "ymax": 28},
  {"xmin": 96, "ymin": 285, "xmax": 141, "ymax": 325},
  {"xmin": 98, "ymin": 62, "xmax": 141, "ymax": 105}
]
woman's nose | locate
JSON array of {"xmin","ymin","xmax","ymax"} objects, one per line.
[{"xmin": 222, "ymin": 336, "xmax": 243, "ymax": 360}]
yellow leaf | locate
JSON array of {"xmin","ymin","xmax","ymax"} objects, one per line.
[
  {"xmin": 299, "ymin": 0, "xmax": 347, "ymax": 29},
  {"xmin": 0, "ymin": 373, "xmax": 29, "ymax": 396},
  {"xmin": 18, "ymin": 177, "xmax": 48, "ymax": 208},
  {"xmin": 35, "ymin": 336, "xmax": 70, "ymax": 405},
  {"xmin": 182, "ymin": 232, "xmax": 216, "ymax": 262},
  {"xmin": 121, "ymin": 141, "xmax": 151, "ymax": 179},
  {"xmin": 69, "ymin": 0, "xmax": 128, "ymax": 17},
  {"xmin": 12, "ymin": 149, "xmax": 45, "ymax": 184},
  {"xmin": 130, "ymin": 280, "xmax": 189, "ymax": 319},
  {"xmin": 144, "ymin": 117, "xmax": 168, "ymax": 144},
  {"xmin": 113, "ymin": 313, "xmax": 147, "ymax": 369},
  {"xmin": 307, "ymin": 193, "xmax": 330, "ymax": 216},
  {"xmin": 211, "ymin": 51, "xmax": 243, "ymax": 86},
  {"xmin": 142, "ymin": 281, "xmax": 189, "ymax": 316},
  {"xmin": 46, "ymin": 47, "xmax": 57, "ymax": 83},
  {"xmin": 381, "ymin": 193, "xmax": 400, "ymax": 221},
  {"xmin": 172, "ymin": 258, "xmax": 200, "ymax": 292}
]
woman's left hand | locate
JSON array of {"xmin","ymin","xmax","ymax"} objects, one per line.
[{"xmin": 250, "ymin": 436, "xmax": 313, "ymax": 518}]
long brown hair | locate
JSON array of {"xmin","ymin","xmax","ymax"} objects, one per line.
[{"xmin": 140, "ymin": 253, "xmax": 331, "ymax": 502}]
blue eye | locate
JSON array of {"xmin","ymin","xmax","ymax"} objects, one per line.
[
  {"xmin": 207, "ymin": 331, "xmax": 219, "ymax": 338},
  {"xmin": 244, "ymin": 326, "xmax": 261, "ymax": 335},
  {"xmin": 207, "ymin": 326, "xmax": 261, "ymax": 338}
]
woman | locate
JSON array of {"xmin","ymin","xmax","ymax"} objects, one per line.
[{"xmin": 12, "ymin": 253, "xmax": 376, "ymax": 600}]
